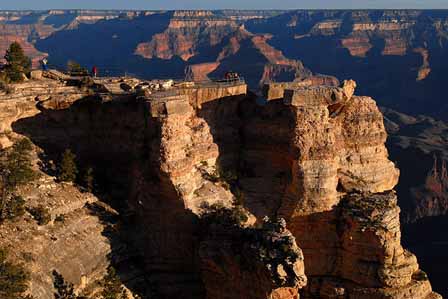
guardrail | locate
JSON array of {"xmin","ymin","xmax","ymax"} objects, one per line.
[
  {"xmin": 182, "ymin": 77, "xmax": 246, "ymax": 88},
  {"xmin": 39, "ymin": 66, "xmax": 247, "ymax": 91}
]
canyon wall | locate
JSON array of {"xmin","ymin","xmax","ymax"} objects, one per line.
[
  {"xmin": 245, "ymin": 10, "xmax": 448, "ymax": 120},
  {"xmin": 0, "ymin": 74, "xmax": 442, "ymax": 298}
]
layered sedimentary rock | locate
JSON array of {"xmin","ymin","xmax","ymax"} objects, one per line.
[
  {"xmin": 279, "ymin": 80, "xmax": 398, "ymax": 215},
  {"xmin": 298, "ymin": 192, "xmax": 439, "ymax": 299},
  {"xmin": 238, "ymin": 81, "xmax": 439, "ymax": 298},
  {"xmin": 135, "ymin": 11, "xmax": 239, "ymax": 61},
  {"xmin": 0, "ymin": 75, "xmax": 441, "ymax": 299},
  {"xmin": 0, "ymin": 23, "xmax": 53, "ymax": 66},
  {"xmin": 0, "ymin": 78, "xmax": 87, "ymax": 148},
  {"xmin": 0, "ymin": 165, "xmax": 113, "ymax": 299}
]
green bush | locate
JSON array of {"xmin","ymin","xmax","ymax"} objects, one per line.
[
  {"xmin": 3, "ymin": 42, "xmax": 31, "ymax": 83},
  {"xmin": 0, "ymin": 248, "xmax": 33, "ymax": 299},
  {"xmin": 28, "ymin": 205, "xmax": 51, "ymax": 225},
  {"xmin": 58, "ymin": 149, "xmax": 78, "ymax": 183},
  {"xmin": 199, "ymin": 202, "xmax": 248, "ymax": 228}
]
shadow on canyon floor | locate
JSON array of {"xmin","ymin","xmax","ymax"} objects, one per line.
[{"xmin": 403, "ymin": 216, "xmax": 448, "ymax": 297}]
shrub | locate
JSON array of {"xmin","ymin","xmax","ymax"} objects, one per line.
[
  {"xmin": 412, "ymin": 270, "xmax": 429, "ymax": 281},
  {"xmin": 28, "ymin": 205, "xmax": 51, "ymax": 225},
  {"xmin": 58, "ymin": 149, "xmax": 78, "ymax": 183},
  {"xmin": 0, "ymin": 248, "xmax": 33, "ymax": 299},
  {"xmin": 3, "ymin": 42, "xmax": 31, "ymax": 83},
  {"xmin": 3, "ymin": 195, "xmax": 26, "ymax": 221},
  {"xmin": 66, "ymin": 60, "xmax": 85, "ymax": 74},
  {"xmin": 199, "ymin": 202, "xmax": 248, "ymax": 228},
  {"xmin": 55, "ymin": 214, "xmax": 65, "ymax": 223}
]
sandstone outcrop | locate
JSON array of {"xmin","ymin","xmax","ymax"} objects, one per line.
[
  {"xmin": 0, "ymin": 74, "xmax": 441, "ymax": 299},
  {"xmin": 0, "ymin": 79, "xmax": 87, "ymax": 149},
  {"xmin": 239, "ymin": 80, "xmax": 438, "ymax": 298}
]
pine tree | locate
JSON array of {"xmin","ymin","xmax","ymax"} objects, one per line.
[
  {"xmin": 4, "ymin": 42, "xmax": 31, "ymax": 82},
  {"xmin": 0, "ymin": 139, "xmax": 36, "ymax": 221},
  {"xmin": 4, "ymin": 139, "xmax": 36, "ymax": 189},
  {"xmin": 83, "ymin": 167, "xmax": 94, "ymax": 193},
  {"xmin": 58, "ymin": 150, "xmax": 78, "ymax": 183},
  {"xmin": 101, "ymin": 267, "xmax": 127, "ymax": 299},
  {"xmin": 52, "ymin": 270, "xmax": 77, "ymax": 299},
  {"xmin": 0, "ymin": 248, "xmax": 32, "ymax": 299}
]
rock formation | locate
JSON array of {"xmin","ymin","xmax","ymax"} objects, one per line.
[
  {"xmin": 200, "ymin": 217, "xmax": 307, "ymax": 299},
  {"xmin": 0, "ymin": 74, "xmax": 442, "ymax": 299}
]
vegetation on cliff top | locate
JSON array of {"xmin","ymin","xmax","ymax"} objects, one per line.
[{"xmin": 2, "ymin": 42, "xmax": 31, "ymax": 83}]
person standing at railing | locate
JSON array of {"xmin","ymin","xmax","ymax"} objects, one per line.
[{"xmin": 92, "ymin": 66, "xmax": 98, "ymax": 78}]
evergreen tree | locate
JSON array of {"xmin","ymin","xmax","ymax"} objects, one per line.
[
  {"xmin": 83, "ymin": 167, "xmax": 94, "ymax": 193},
  {"xmin": 58, "ymin": 150, "xmax": 78, "ymax": 183},
  {"xmin": 52, "ymin": 270, "xmax": 77, "ymax": 299},
  {"xmin": 0, "ymin": 248, "xmax": 32, "ymax": 299},
  {"xmin": 0, "ymin": 139, "xmax": 36, "ymax": 221},
  {"xmin": 4, "ymin": 139, "xmax": 35, "ymax": 189},
  {"xmin": 100, "ymin": 267, "xmax": 127, "ymax": 299},
  {"xmin": 3, "ymin": 42, "xmax": 31, "ymax": 82}
]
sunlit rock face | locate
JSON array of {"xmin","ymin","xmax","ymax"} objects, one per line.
[
  {"xmin": 239, "ymin": 81, "xmax": 438, "ymax": 299},
  {"xmin": 0, "ymin": 74, "xmax": 441, "ymax": 299}
]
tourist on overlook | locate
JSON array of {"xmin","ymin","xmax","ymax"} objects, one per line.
[{"xmin": 92, "ymin": 66, "xmax": 98, "ymax": 78}]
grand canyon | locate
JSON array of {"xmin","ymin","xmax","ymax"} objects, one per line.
[{"xmin": 0, "ymin": 9, "xmax": 447, "ymax": 299}]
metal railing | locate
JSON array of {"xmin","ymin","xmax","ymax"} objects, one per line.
[{"xmin": 180, "ymin": 77, "xmax": 246, "ymax": 88}]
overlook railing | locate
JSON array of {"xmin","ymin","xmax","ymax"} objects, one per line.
[{"xmin": 42, "ymin": 65, "xmax": 246, "ymax": 87}]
